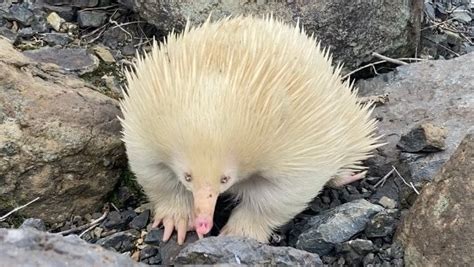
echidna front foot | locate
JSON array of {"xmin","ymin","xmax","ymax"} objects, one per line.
[
  {"xmin": 152, "ymin": 209, "xmax": 194, "ymax": 245},
  {"xmin": 330, "ymin": 170, "xmax": 367, "ymax": 187},
  {"xmin": 218, "ymin": 209, "xmax": 271, "ymax": 243}
]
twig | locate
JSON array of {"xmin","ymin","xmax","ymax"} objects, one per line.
[
  {"xmin": 341, "ymin": 57, "xmax": 425, "ymax": 80},
  {"xmin": 58, "ymin": 211, "xmax": 108, "ymax": 236},
  {"xmin": 392, "ymin": 166, "xmax": 420, "ymax": 195},
  {"xmin": 372, "ymin": 52, "xmax": 409, "ymax": 65},
  {"xmin": 0, "ymin": 197, "xmax": 40, "ymax": 222},
  {"xmin": 374, "ymin": 168, "xmax": 395, "ymax": 188},
  {"xmin": 78, "ymin": 221, "xmax": 100, "ymax": 238},
  {"xmin": 110, "ymin": 202, "xmax": 120, "ymax": 212}
]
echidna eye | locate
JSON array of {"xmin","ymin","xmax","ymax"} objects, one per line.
[
  {"xmin": 220, "ymin": 175, "xmax": 230, "ymax": 184},
  {"xmin": 184, "ymin": 173, "xmax": 192, "ymax": 182}
]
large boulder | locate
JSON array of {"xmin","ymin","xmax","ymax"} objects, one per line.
[
  {"xmin": 0, "ymin": 38, "xmax": 125, "ymax": 223},
  {"xmin": 357, "ymin": 52, "xmax": 474, "ymax": 187},
  {"xmin": 0, "ymin": 228, "xmax": 145, "ymax": 267},
  {"xmin": 395, "ymin": 132, "xmax": 474, "ymax": 266},
  {"xmin": 118, "ymin": 0, "xmax": 422, "ymax": 70}
]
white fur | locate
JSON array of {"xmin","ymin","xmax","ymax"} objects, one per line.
[{"xmin": 119, "ymin": 15, "xmax": 382, "ymax": 242}]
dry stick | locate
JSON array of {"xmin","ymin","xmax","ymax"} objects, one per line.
[
  {"xmin": 341, "ymin": 57, "xmax": 426, "ymax": 80},
  {"xmin": 372, "ymin": 52, "xmax": 409, "ymax": 65},
  {"xmin": 374, "ymin": 168, "xmax": 395, "ymax": 188},
  {"xmin": 392, "ymin": 166, "xmax": 420, "ymax": 195},
  {"xmin": 58, "ymin": 211, "xmax": 109, "ymax": 236},
  {"xmin": 110, "ymin": 202, "xmax": 120, "ymax": 212},
  {"xmin": 0, "ymin": 197, "xmax": 40, "ymax": 222}
]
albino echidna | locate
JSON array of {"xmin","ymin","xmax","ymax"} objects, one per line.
[{"xmin": 119, "ymin": 15, "xmax": 382, "ymax": 245}]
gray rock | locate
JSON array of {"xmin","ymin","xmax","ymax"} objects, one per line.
[
  {"xmin": 43, "ymin": 4, "xmax": 76, "ymax": 22},
  {"xmin": 139, "ymin": 245, "xmax": 160, "ymax": 264},
  {"xmin": 357, "ymin": 52, "xmax": 474, "ymax": 184},
  {"xmin": 43, "ymin": 32, "xmax": 73, "ymax": 46},
  {"xmin": 129, "ymin": 209, "xmax": 150, "ymax": 230},
  {"xmin": 338, "ymin": 239, "xmax": 375, "ymax": 265},
  {"xmin": 397, "ymin": 123, "xmax": 448, "ymax": 152},
  {"xmin": 77, "ymin": 10, "xmax": 107, "ymax": 28},
  {"xmin": 396, "ymin": 132, "xmax": 474, "ymax": 266},
  {"xmin": 295, "ymin": 199, "xmax": 383, "ymax": 255},
  {"xmin": 20, "ymin": 218, "xmax": 46, "ymax": 231},
  {"xmin": 120, "ymin": 1, "xmax": 422, "ymax": 71},
  {"xmin": 175, "ymin": 236, "xmax": 322, "ymax": 266},
  {"xmin": 4, "ymin": 4, "xmax": 34, "ymax": 26},
  {"xmin": 0, "ymin": 39, "xmax": 125, "ymax": 223},
  {"xmin": 0, "ymin": 228, "xmax": 145, "ymax": 267},
  {"xmin": 377, "ymin": 196, "xmax": 397, "ymax": 209},
  {"xmin": 45, "ymin": 0, "xmax": 99, "ymax": 8},
  {"xmin": 452, "ymin": 10, "xmax": 472, "ymax": 23},
  {"xmin": 144, "ymin": 228, "xmax": 199, "ymax": 264},
  {"xmin": 365, "ymin": 210, "xmax": 398, "ymax": 238},
  {"xmin": 96, "ymin": 230, "xmax": 140, "ymax": 253},
  {"xmin": 23, "ymin": 47, "xmax": 99, "ymax": 75},
  {"xmin": 0, "ymin": 27, "xmax": 18, "ymax": 43}
]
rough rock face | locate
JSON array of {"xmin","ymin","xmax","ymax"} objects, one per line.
[
  {"xmin": 174, "ymin": 236, "xmax": 322, "ymax": 266},
  {"xmin": 396, "ymin": 132, "xmax": 474, "ymax": 266},
  {"xmin": 0, "ymin": 228, "xmax": 145, "ymax": 267},
  {"xmin": 118, "ymin": 0, "xmax": 422, "ymax": 70},
  {"xmin": 0, "ymin": 38, "xmax": 125, "ymax": 222},
  {"xmin": 357, "ymin": 52, "xmax": 474, "ymax": 184}
]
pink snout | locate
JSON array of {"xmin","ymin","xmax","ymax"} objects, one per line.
[{"xmin": 194, "ymin": 215, "xmax": 213, "ymax": 235}]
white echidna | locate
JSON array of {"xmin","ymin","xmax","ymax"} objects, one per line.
[{"xmin": 119, "ymin": 15, "xmax": 382, "ymax": 245}]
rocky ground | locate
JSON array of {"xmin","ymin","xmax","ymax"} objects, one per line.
[{"xmin": 0, "ymin": 0, "xmax": 473, "ymax": 266}]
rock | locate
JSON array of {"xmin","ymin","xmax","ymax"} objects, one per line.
[
  {"xmin": 377, "ymin": 196, "xmax": 397, "ymax": 209},
  {"xmin": 295, "ymin": 199, "xmax": 383, "ymax": 255},
  {"xmin": 365, "ymin": 210, "xmax": 398, "ymax": 238},
  {"xmin": 129, "ymin": 209, "xmax": 150, "ymax": 230},
  {"xmin": 46, "ymin": 12, "xmax": 65, "ymax": 32},
  {"xmin": 452, "ymin": 10, "xmax": 472, "ymax": 23},
  {"xmin": 120, "ymin": 1, "xmax": 422, "ymax": 71},
  {"xmin": 0, "ymin": 39, "xmax": 125, "ymax": 223},
  {"xmin": 23, "ymin": 47, "xmax": 99, "ymax": 75},
  {"xmin": 102, "ymin": 211, "xmax": 130, "ymax": 230},
  {"xmin": 43, "ymin": 4, "xmax": 75, "ymax": 22},
  {"xmin": 143, "ymin": 228, "xmax": 199, "ymax": 264},
  {"xmin": 139, "ymin": 245, "xmax": 160, "ymax": 264},
  {"xmin": 4, "ymin": 3, "xmax": 34, "ymax": 26},
  {"xmin": 0, "ymin": 228, "xmax": 145, "ymax": 267},
  {"xmin": 174, "ymin": 236, "xmax": 322, "ymax": 265},
  {"xmin": 397, "ymin": 123, "xmax": 448, "ymax": 152},
  {"xmin": 77, "ymin": 10, "xmax": 107, "ymax": 28},
  {"xmin": 0, "ymin": 28, "xmax": 17, "ymax": 43},
  {"xmin": 42, "ymin": 32, "xmax": 73, "ymax": 46},
  {"xmin": 337, "ymin": 239, "xmax": 375, "ymax": 265},
  {"xmin": 396, "ymin": 132, "xmax": 474, "ymax": 266},
  {"xmin": 20, "ymin": 218, "xmax": 46, "ymax": 231},
  {"xmin": 93, "ymin": 45, "xmax": 116, "ymax": 63},
  {"xmin": 45, "ymin": 0, "xmax": 99, "ymax": 8},
  {"xmin": 96, "ymin": 230, "xmax": 140, "ymax": 253},
  {"xmin": 357, "ymin": 52, "xmax": 474, "ymax": 184}
]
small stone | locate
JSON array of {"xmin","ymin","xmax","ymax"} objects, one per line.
[
  {"xmin": 93, "ymin": 226, "xmax": 104, "ymax": 238},
  {"xmin": 77, "ymin": 10, "xmax": 107, "ymax": 28},
  {"xmin": 43, "ymin": 4, "xmax": 75, "ymax": 22},
  {"xmin": 377, "ymin": 196, "xmax": 397, "ymax": 209},
  {"xmin": 129, "ymin": 209, "xmax": 150, "ymax": 230},
  {"xmin": 365, "ymin": 210, "xmax": 398, "ymax": 238},
  {"xmin": 96, "ymin": 230, "xmax": 139, "ymax": 253},
  {"xmin": 101, "ymin": 75, "xmax": 122, "ymax": 95},
  {"xmin": 139, "ymin": 245, "xmax": 159, "ymax": 261},
  {"xmin": 363, "ymin": 253, "xmax": 376, "ymax": 266},
  {"xmin": 20, "ymin": 218, "xmax": 46, "ymax": 231},
  {"xmin": 340, "ymin": 239, "xmax": 375, "ymax": 255},
  {"xmin": 18, "ymin": 27, "xmax": 35, "ymax": 38},
  {"xmin": 102, "ymin": 211, "xmax": 124, "ymax": 229},
  {"xmin": 43, "ymin": 32, "xmax": 73, "ymax": 46},
  {"xmin": 6, "ymin": 4, "xmax": 34, "ymax": 26},
  {"xmin": 121, "ymin": 44, "xmax": 136, "ymax": 56},
  {"xmin": 121, "ymin": 209, "xmax": 137, "ymax": 224},
  {"xmin": 144, "ymin": 229, "xmax": 162, "ymax": 245},
  {"xmin": 397, "ymin": 123, "xmax": 448, "ymax": 152},
  {"xmin": 93, "ymin": 45, "xmax": 115, "ymax": 63},
  {"xmin": 47, "ymin": 12, "xmax": 64, "ymax": 32},
  {"xmin": 452, "ymin": 10, "xmax": 472, "ymax": 23}
]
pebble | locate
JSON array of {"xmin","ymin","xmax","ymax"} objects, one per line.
[
  {"xmin": 93, "ymin": 45, "xmax": 115, "ymax": 63},
  {"xmin": 5, "ymin": 4, "xmax": 34, "ymax": 26},
  {"xmin": 139, "ymin": 245, "xmax": 159, "ymax": 262},
  {"xmin": 365, "ymin": 210, "xmax": 398, "ymax": 238},
  {"xmin": 129, "ymin": 209, "xmax": 150, "ymax": 230},
  {"xmin": 46, "ymin": 11, "xmax": 64, "ymax": 32},
  {"xmin": 77, "ymin": 10, "xmax": 107, "ymax": 28},
  {"xmin": 102, "ymin": 211, "xmax": 124, "ymax": 229},
  {"xmin": 397, "ymin": 123, "xmax": 447, "ymax": 152},
  {"xmin": 95, "ymin": 229, "xmax": 140, "ymax": 253},
  {"xmin": 120, "ymin": 209, "xmax": 137, "ymax": 224},
  {"xmin": 143, "ymin": 228, "xmax": 162, "ymax": 246},
  {"xmin": 377, "ymin": 196, "xmax": 397, "ymax": 209}
]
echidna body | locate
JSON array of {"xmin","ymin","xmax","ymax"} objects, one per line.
[{"xmin": 120, "ymin": 16, "xmax": 381, "ymax": 244}]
